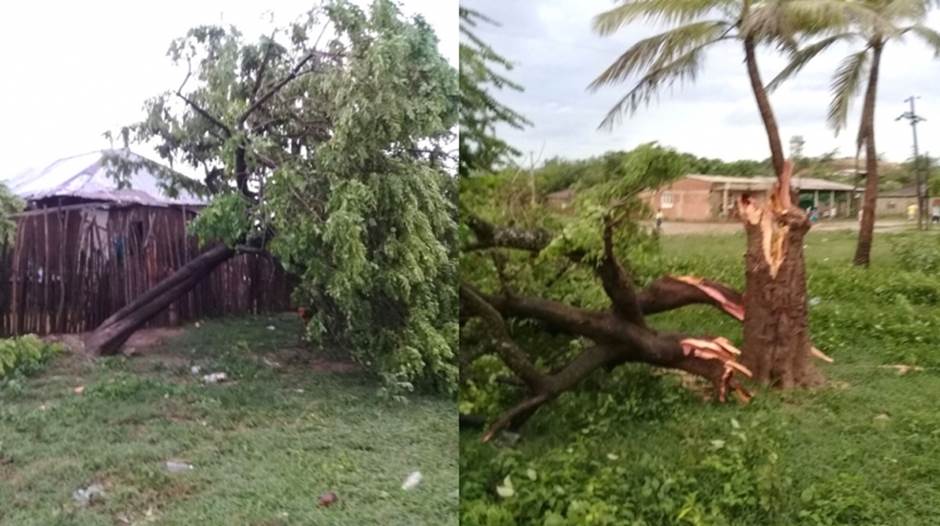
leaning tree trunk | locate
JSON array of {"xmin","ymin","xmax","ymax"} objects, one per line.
[
  {"xmin": 853, "ymin": 42, "xmax": 882, "ymax": 266},
  {"xmin": 740, "ymin": 37, "xmax": 818, "ymax": 386},
  {"xmin": 84, "ymin": 244, "xmax": 235, "ymax": 356}
]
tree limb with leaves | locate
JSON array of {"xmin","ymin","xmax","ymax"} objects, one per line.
[{"xmin": 459, "ymin": 8, "xmax": 531, "ymax": 176}]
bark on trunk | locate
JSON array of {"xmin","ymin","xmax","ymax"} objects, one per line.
[
  {"xmin": 84, "ymin": 244, "xmax": 235, "ymax": 356},
  {"xmin": 853, "ymin": 42, "xmax": 883, "ymax": 267},
  {"xmin": 740, "ymin": 214, "xmax": 819, "ymax": 387},
  {"xmin": 744, "ymin": 36, "xmax": 785, "ymax": 179}
]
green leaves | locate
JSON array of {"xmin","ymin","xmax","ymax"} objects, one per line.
[
  {"xmin": 827, "ymin": 49, "xmax": 869, "ymax": 133},
  {"xmin": 188, "ymin": 193, "xmax": 251, "ymax": 248},
  {"xmin": 0, "ymin": 182, "xmax": 22, "ymax": 245},
  {"xmin": 593, "ymin": 0, "xmax": 735, "ymax": 35},
  {"xmin": 0, "ymin": 336, "xmax": 62, "ymax": 381},
  {"xmin": 261, "ymin": 1, "xmax": 459, "ymax": 396},
  {"xmin": 590, "ymin": 20, "xmax": 730, "ymax": 128},
  {"xmin": 459, "ymin": 8, "xmax": 531, "ymax": 176}
]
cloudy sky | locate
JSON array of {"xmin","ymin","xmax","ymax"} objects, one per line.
[
  {"xmin": 0, "ymin": 0, "xmax": 457, "ymax": 178},
  {"xmin": 463, "ymin": 0, "xmax": 940, "ymax": 164}
]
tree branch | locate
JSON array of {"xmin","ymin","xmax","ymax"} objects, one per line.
[
  {"xmin": 464, "ymin": 214, "xmax": 554, "ymax": 252},
  {"xmin": 596, "ymin": 217, "xmax": 645, "ymax": 323},
  {"xmin": 460, "ymin": 283, "xmax": 549, "ymax": 392},
  {"xmin": 238, "ymin": 49, "xmax": 335, "ymax": 126},
  {"xmin": 176, "ymin": 68, "xmax": 233, "ymax": 138},
  {"xmin": 251, "ymin": 32, "xmax": 278, "ymax": 101}
]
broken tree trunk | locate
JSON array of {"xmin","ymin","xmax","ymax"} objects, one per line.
[
  {"xmin": 737, "ymin": 161, "xmax": 820, "ymax": 387},
  {"xmin": 84, "ymin": 243, "xmax": 235, "ymax": 356}
]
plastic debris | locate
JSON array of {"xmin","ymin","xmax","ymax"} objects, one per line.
[
  {"xmin": 72, "ymin": 483, "xmax": 105, "ymax": 506},
  {"xmin": 190, "ymin": 365, "xmax": 202, "ymax": 375},
  {"xmin": 266, "ymin": 325, "xmax": 276, "ymax": 331},
  {"xmin": 164, "ymin": 460, "xmax": 194, "ymax": 473},
  {"xmin": 73, "ymin": 385, "xmax": 85, "ymax": 395},
  {"xmin": 202, "ymin": 372, "xmax": 228, "ymax": 384},
  {"xmin": 809, "ymin": 297, "xmax": 822, "ymax": 306},
  {"xmin": 402, "ymin": 471, "xmax": 422, "ymax": 490},
  {"xmin": 317, "ymin": 491, "xmax": 338, "ymax": 508},
  {"xmin": 496, "ymin": 476, "xmax": 515, "ymax": 498}
]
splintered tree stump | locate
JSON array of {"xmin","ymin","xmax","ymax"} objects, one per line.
[{"xmin": 737, "ymin": 161, "xmax": 821, "ymax": 387}]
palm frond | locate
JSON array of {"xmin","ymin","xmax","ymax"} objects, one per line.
[
  {"xmin": 593, "ymin": 0, "xmax": 734, "ymax": 36},
  {"xmin": 595, "ymin": 44, "xmax": 708, "ymax": 130},
  {"xmin": 589, "ymin": 21, "xmax": 730, "ymax": 89},
  {"xmin": 744, "ymin": 0, "xmax": 886, "ymax": 41},
  {"xmin": 827, "ymin": 49, "xmax": 870, "ymax": 133},
  {"xmin": 905, "ymin": 23, "xmax": 940, "ymax": 57},
  {"xmin": 767, "ymin": 32, "xmax": 858, "ymax": 91},
  {"xmin": 881, "ymin": 0, "xmax": 929, "ymax": 24}
]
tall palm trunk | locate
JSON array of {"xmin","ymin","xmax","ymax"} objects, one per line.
[
  {"xmin": 853, "ymin": 42, "xmax": 883, "ymax": 267},
  {"xmin": 744, "ymin": 37, "xmax": 786, "ymax": 178},
  {"xmin": 739, "ymin": 36, "xmax": 818, "ymax": 387}
]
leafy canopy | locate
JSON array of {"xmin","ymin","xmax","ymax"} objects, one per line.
[{"xmin": 119, "ymin": 1, "xmax": 459, "ymax": 395}]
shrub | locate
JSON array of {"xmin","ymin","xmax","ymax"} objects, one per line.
[
  {"xmin": 889, "ymin": 235, "xmax": 940, "ymax": 273},
  {"xmin": 0, "ymin": 335, "xmax": 62, "ymax": 380}
]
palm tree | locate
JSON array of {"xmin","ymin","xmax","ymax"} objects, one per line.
[
  {"xmin": 768, "ymin": 0, "xmax": 940, "ymax": 265},
  {"xmin": 589, "ymin": 1, "xmax": 877, "ymax": 387}
]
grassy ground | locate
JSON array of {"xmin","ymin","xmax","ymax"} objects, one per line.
[
  {"xmin": 461, "ymin": 229, "xmax": 940, "ymax": 525},
  {"xmin": 0, "ymin": 315, "xmax": 457, "ymax": 525}
]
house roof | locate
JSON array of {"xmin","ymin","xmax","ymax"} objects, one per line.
[
  {"xmin": 878, "ymin": 185, "xmax": 919, "ymax": 198},
  {"xmin": 686, "ymin": 174, "xmax": 855, "ymax": 192},
  {"xmin": 1, "ymin": 149, "xmax": 205, "ymax": 207}
]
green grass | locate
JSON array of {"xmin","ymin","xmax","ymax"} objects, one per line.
[
  {"xmin": 0, "ymin": 315, "xmax": 457, "ymax": 525},
  {"xmin": 461, "ymin": 229, "xmax": 940, "ymax": 525}
]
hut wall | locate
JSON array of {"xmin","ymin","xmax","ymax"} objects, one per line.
[{"xmin": 0, "ymin": 203, "xmax": 293, "ymax": 337}]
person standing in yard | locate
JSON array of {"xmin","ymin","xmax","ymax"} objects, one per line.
[
  {"xmin": 907, "ymin": 203, "xmax": 918, "ymax": 221},
  {"xmin": 655, "ymin": 209, "xmax": 664, "ymax": 232}
]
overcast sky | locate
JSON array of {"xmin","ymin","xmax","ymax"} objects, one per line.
[
  {"xmin": 0, "ymin": 0, "xmax": 456, "ymax": 178},
  {"xmin": 463, "ymin": 0, "xmax": 940, "ymax": 164}
]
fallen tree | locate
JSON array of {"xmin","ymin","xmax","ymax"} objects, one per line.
[
  {"xmin": 83, "ymin": 13, "xmax": 333, "ymax": 355},
  {"xmin": 86, "ymin": 0, "xmax": 460, "ymax": 399},
  {"xmin": 460, "ymin": 148, "xmax": 832, "ymax": 441}
]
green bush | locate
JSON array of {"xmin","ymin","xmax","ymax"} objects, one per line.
[
  {"xmin": 889, "ymin": 235, "xmax": 940, "ymax": 273},
  {"xmin": 0, "ymin": 335, "xmax": 62, "ymax": 380}
]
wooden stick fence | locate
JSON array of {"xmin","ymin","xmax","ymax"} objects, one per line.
[{"xmin": 0, "ymin": 202, "xmax": 293, "ymax": 337}]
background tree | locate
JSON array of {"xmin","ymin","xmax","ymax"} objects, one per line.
[
  {"xmin": 459, "ymin": 8, "xmax": 531, "ymax": 176},
  {"xmin": 769, "ymin": 0, "xmax": 940, "ymax": 266},
  {"xmin": 88, "ymin": 0, "xmax": 459, "ymax": 394}
]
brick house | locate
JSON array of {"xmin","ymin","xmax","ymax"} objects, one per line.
[{"xmin": 643, "ymin": 175, "xmax": 857, "ymax": 221}]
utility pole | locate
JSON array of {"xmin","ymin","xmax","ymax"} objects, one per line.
[{"xmin": 897, "ymin": 96, "xmax": 927, "ymax": 230}]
